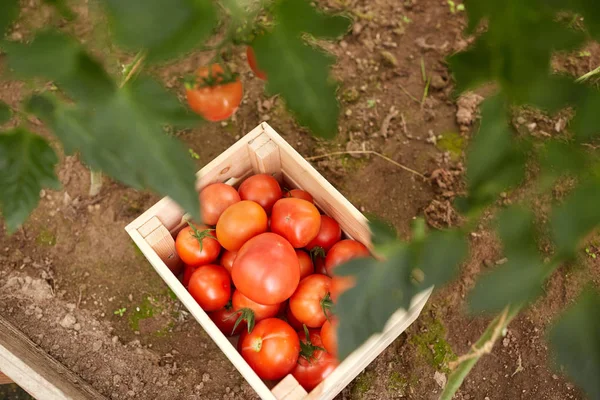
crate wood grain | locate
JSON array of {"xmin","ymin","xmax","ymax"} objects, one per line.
[
  {"xmin": 125, "ymin": 122, "xmax": 431, "ymax": 400},
  {"xmin": 0, "ymin": 315, "xmax": 107, "ymax": 400},
  {"xmin": 0, "ymin": 372, "xmax": 13, "ymax": 385}
]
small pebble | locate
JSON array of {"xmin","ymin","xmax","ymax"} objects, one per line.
[{"xmin": 202, "ymin": 373, "xmax": 210, "ymax": 382}]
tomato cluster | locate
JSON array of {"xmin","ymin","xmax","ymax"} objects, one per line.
[{"xmin": 173, "ymin": 174, "xmax": 371, "ymax": 390}]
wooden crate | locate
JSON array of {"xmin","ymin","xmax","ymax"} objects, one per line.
[{"xmin": 125, "ymin": 122, "xmax": 431, "ymax": 400}]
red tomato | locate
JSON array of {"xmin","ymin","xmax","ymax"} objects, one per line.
[
  {"xmin": 237, "ymin": 329, "xmax": 248, "ymax": 352},
  {"xmin": 240, "ymin": 318, "xmax": 300, "ymax": 380},
  {"xmin": 232, "ymin": 290, "xmax": 281, "ymax": 333},
  {"xmin": 186, "ymin": 64, "xmax": 243, "ymax": 122},
  {"xmin": 220, "ymin": 250, "xmax": 237, "ymax": 275},
  {"xmin": 188, "ymin": 264, "xmax": 231, "ymax": 311},
  {"xmin": 314, "ymin": 255, "xmax": 327, "ymax": 275},
  {"xmin": 292, "ymin": 328, "xmax": 339, "ymax": 391},
  {"xmin": 271, "ymin": 198, "xmax": 321, "ymax": 248},
  {"xmin": 182, "ymin": 264, "xmax": 200, "ymax": 287},
  {"xmin": 209, "ymin": 301, "xmax": 244, "ymax": 336},
  {"xmin": 329, "ymin": 276, "xmax": 355, "ymax": 303},
  {"xmin": 175, "ymin": 223, "xmax": 221, "ymax": 267},
  {"xmin": 325, "ymin": 239, "xmax": 370, "ymax": 275},
  {"xmin": 216, "ymin": 200, "xmax": 268, "ymax": 251},
  {"xmin": 246, "ymin": 46, "xmax": 267, "ymax": 80},
  {"xmin": 306, "ymin": 215, "xmax": 342, "ymax": 252},
  {"xmin": 238, "ymin": 174, "xmax": 282, "ymax": 214},
  {"xmin": 320, "ymin": 318, "xmax": 338, "ymax": 358},
  {"xmin": 285, "ymin": 304, "xmax": 304, "ymax": 331},
  {"xmin": 200, "ymin": 183, "xmax": 241, "ymax": 226},
  {"xmin": 232, "ymin": 233, "xmax": 300, "ymax": 305},
  {"xmin": 289, "ymin": 275, "xmax": 332, "ymax": 328},
  {"xmin": 296, "ymin": 250, "xmax": 314, "ymax": 280},
  {"xmin": 285, "ymin": 189, "xmax": 314, "ymax": 203}
]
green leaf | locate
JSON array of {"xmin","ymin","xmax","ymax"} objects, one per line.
[
  {"xmin": 418, "ymin": 230, "xmax": 468, "ymax": 289},
  {"xmin": 365, "ymin": 214, "xmax": 398, "ymax": 248},
  {"xmin": 551, "ymin": 180, "xmax": 600, "ymax": 257},
  {"xmin": 27, "ymin": 82, "xmax": 200, "ymax": 219},
  {"xmin": 102, "ymin": 0, "xmax": 217, "ymax": 62},
  {"xmin": 0, "ymin": 128, "xmax": 60, "ymax": 233},
  {"xmin": 548, "ymin": 287, "xmax": 600, "ymax": 400},
  {"xmin": 275, "ymin": 0, "xmax": 351, "ymax": 39},
  {"xmin": 0, "ymin": 0, "xmax": 19, "ymax": 38},
  {"xmin": 253, "ymin": 28, "xmax": 339, "ymax": 138},
  {"xmin": 468, "ymin": 207, "xmax": 546, "ymax": 314},
  {"xmin": 5, "ymin": 31, "xmax": 116, "ymax": 105},
  {"xmin": 0, "ymin": 101, "xmax": 12, "ymax": 124}
]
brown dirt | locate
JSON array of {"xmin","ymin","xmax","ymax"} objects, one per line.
[{"xmin": 1, "ymin": 0, "xmax": 599, "ymax": 399}]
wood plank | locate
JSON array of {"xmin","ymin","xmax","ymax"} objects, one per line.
[
  {"xmin": 0, "ymin": 372, "xmax": 13, "ymax": 385},
  {"xmin": 272, "ymin": 375, "xmax": 307, "ymax": 400},
  {"xmin": 248, "ymin": 135, "xmax": 282, "ymax": 182},
  {"xmin": 140, "ymin": 217, "xmax": 182, "ymax": 273},
  {"xmin": 0, "ymin": 315, "xmax": 107, "ymax": 400}
]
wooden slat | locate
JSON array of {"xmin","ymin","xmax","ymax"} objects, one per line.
[
  {"xmin": 140, "ymin": 216, "xmax": 182, "ymax": 273},
  {"xmin": 272, "ymin": 375, "xmax": 307, "ymax": 400},
  {"xmin": 0, "ymin": 315, "xmax": 107, "ymax": 400},
  {"xmin": 248, "ymin": 135, "xmax": 282, "ymax": 182},
  {"xmin": 0, "ymin": 372, "xmax": 13, "ymax": 385}
]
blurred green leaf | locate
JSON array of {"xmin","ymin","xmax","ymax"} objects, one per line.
[
  {"xmin": 366, "ymin": 214, "xmax": 398, "ymax": 248},
  {"xmin": 418, "ymin": 230, "xmax": 468, "ymax": 288},
  {"xmin": 102, "ymin": 0, "xmax": 217, "ymax": 62},
  {"xmin": 548, "ymin": 288, "xmax": 600, "ymax": 400},
  {"xmin": 275, "ymin": 0, "xmax": 351, "ymax": 39},
  {"xmin": 253, "ymin": 27, "xmax": 339, "ymax": 138},
  {"xmin": 0, "ymin": 128, "xmax": 60, "ymax": 233},
  {"xmin": 0, "ymin": 0, "xmax": 19, "ymax": 38},
  {"xmin": 27, "ymin": 81, "xmax": 200, "ymax": 219},
  {"xmin": 461, "ymin": 96, "xmax": 526, "ymax": 211},
  {"xmin": 468, "ymin": 207, "xmax": 546, "ymax": 313},
  {"xmin": 551, "ymin": 181, "xmax": 600, "ymax": 257},
  {"xmin": 0, "ymin": 101, "xmax": 12, "ymax": 124}
]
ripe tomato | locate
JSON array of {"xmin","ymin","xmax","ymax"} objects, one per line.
[
  {"xmin": 289, "ymin": 274, "xmax": 332, "ymax": 328},
  {"xmin": 329, "ymin": 275, "xmax": 355, "ymax": 303},
  {"xmin": 238, "ymin": 174, "xmax": 282, "ymax": 214},
  {"xmin": 175, "ymin": 223, "xmax": 221, "ymax": 267},
  {"xmin": 220, "ymin": 250, "xmax": 237, "ymax": 275},
  {"xmin": 232, "ymin": 290, "xmax": 281, "ymax": 333},
  {"xmin": 186, "ymin": 64, "xmax": 243, "ymax": 122},
  {"xmin": 320, "ymin": 318, "xmax": 338, "ymax": 358},
  {"xmin": 292, "ymin": 328, "xmax": 339, "ymax": 391},
  {"xmin": 285, "ymin": 304, "xmax": 304, "ymax": 330},
  {"xmin": 240, "ymin": 318, "xmax": 300, "ymax": 380},
  {"xmin": 314, "ymin": 255, "xmax": 327, "ymax": 275},
  {"xmin": 232, "ymin": 233, "xmax": 300, "ymax": 305},
  {"xmin": 325, "ymin": 239, "xmax": 370, "ymax": 275},
  {"xmin": 306, "ymin": 215, "xmax": 342, "ymax": 252},
  {"xmin": 200, "ymin": 183, "xmax": 241, "ymax": 225},
  {"xmin": 182, "ymin": 264, "xmax": 200, "ymax": 287},
  {"xmin": 188, "ymin": 264, "xmax": 231, "ymax": 312},
  {"xmin": 216, "ymin": 200, "xmax": 268, "ymax": 251},
  {"xmin": 296, "ymin": 250, "xmax": 314, "ymax": 280},
  {"xmin": 285, "ymin": 189, "xmax": 313, "ymax": 203},
  {"xmin": 246, "ymin": 46, "xmax": 267, "ymax": 80},
  {"xmin": 271, "ymin": 198, "xmax": 321, "ymax": 248},
  {"xmin": 209, "ymin": 301, "xmax": 244, "ymax": 336}
]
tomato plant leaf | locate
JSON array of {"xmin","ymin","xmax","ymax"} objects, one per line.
[
  {"xmin": 468, "ymin": 207, "xmax": 546, "ymax": 313},
  {"xmin": 102, "ymin": 0, "xmax": 217, "ymax": 62},
  {"xmin": 548, "ymin": 288, "xmax": 600, "ymax": 400},
  {"xmin": 0, "ymin": 0, "xmax": 19, "ymax": 38},
  {"xmin": 0, "ymin": 128, "xmax": 60, "ymax": 233},
  {"xmin": 366, "ymin": 214, "xmax": 398, "ymax": 248},
  {"xmin": 417, "ymin": 230, "xmax": 468, "ymax": 289},
  {"xmin": 0, "ymin": 101, "xmax": 11, "ymax": 124},
  {"xmin": 275, "ymin": 0, "xmax": 351, "ymax": 39},
  {"xmin": 253, "ymin": 27, "xmax": 339, "ymax": 138},
  {"xmin": 551, "ymin": 180, "xmax": 600, "ymax": 257}
]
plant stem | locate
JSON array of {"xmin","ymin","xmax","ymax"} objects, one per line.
[
  {"xmin": 576, "ymin": 65, "xmax": 600, "ymax": 83},
  {"xmin": 89, "ymin": 169, "xmax": 103, "ymax": 197}
]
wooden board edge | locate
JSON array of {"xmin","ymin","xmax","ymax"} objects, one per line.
[{"xmin": 0, "ymin": 372, "xmax": 13, "ymax": 385}]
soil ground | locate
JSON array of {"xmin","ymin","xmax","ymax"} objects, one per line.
[{"xmin": 1, "ymin": 0, "xmax": 599, "ymax": 399}]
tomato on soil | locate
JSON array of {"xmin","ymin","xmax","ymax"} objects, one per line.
[
  {"xmin": 238, "ymin": 174, "xmax": 282, "ymax": 215},
  {"xmin": 182, "ymin": 264, "xmax": 200, "ymax": 287},
  {"xmin": 292, "ymin": 328, "xmax": 338, "ymax": 391},
  {"xmin": 325, "ymin": 239, "xmax": 370, "ymax": 275},
  {"xmin": 232, "ymin": 233, "xmax": 300, "ymax": 305},
  {"xmin": 186, "ymin": 64, "xmax": 243, "ymax": 122},
  {"xmin": 200, "ymin": 183, "xmax": 241, "ymax": 225},
  {"xmin": 246, "ymin": 46, "xmax": 267, "ymax": 80},
  {"xmin": 231, "ymin": 289, "xmax": 281, "ymax": 333},
  {"xmin": 216, "ymin": 200, "xmax": 268, "ymax": 251},
  {"xmin": 285, "ymin": 189, "xmax": 313, "ymax": 203},
  {"xmin": 306, "ymin": 215, "xmax": 342, "ymax": 252},
  {"xmin": 220, "ymin": 250, "xmax": 237, "ymax": 275},
  {"xmin": 209, "ymin": 301, "xmax": 244, "ymax": 336},
  {"xmin": 296, "ymin": 250, "xmax": 314, "ymax": 280},
  {"xmin": 240, "ymin": 318, "xmax": 300, "ymax": 380},
  {"xmin": 289, "ymin": 274, "xmax": 333, "ymax": 328},
  {"xmin": 188, "ymin": 264, "xmax": 231, "ymax": 312},
  {"xmin": 175, "ymin": 223, "xmax": 221, "ymax": 267},
  {"xmin": 271, "ymin": 198, "xmax": 321, "ymax": 248},
  {"xmin": 320, "ymin": 318, "xmax": 338, "ymax": 358}
]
